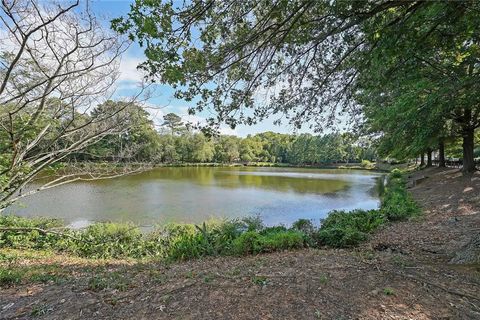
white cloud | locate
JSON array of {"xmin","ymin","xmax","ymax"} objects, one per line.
[{"xmin": 118, "ymin": 55, "xmax": 145, "ymax": 83}]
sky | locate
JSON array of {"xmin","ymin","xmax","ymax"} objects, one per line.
[{"xmin": 89, "ymin": 0, "xmax": 313, "ymax": 137}]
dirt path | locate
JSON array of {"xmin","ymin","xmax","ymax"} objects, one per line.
[{"xmin": 1, "ymin": 168, "xmax": 479, "ymax": 319}]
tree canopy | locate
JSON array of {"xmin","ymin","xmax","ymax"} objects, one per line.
[{"xmin": 113, "ymin": 0, "xmax": 480, "ymax": 172}]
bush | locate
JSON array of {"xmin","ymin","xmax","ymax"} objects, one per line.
[
  {"xmin": 315, "ymin": 209, "xmax": 384, "ymax": 247},
  {"xmin": 241, "ymin": 216, "xmax": 264, "ymax": 232},
  {"xmin": 0, "ymin": 215, "xmax": 63, "ymax": 250},
  {"xmin": 292, "ymin": 219, "xmax": 315, "ymax": 234},
  {"xmin": 320, "ymin": 209, "xmax": 384, "ymax": 233},
  {"xmin": 381, "ymin": 172, "xmax": 420, "ymax": 221},
  {"xmin": 292, "ymin": 219, "xmax": 317, "ymax": 246},
  {"xmin": 261, "ymin": 230, "xmax": 304, "ymax": 252},
  {"xmin": 390, "ymin": 168, "xmax": 403, "ymax": 179},
  {"xmin": 233, "ymin": 231, "xmax": 263, "ymax": 255},
  {"xmin": 232, "ymin": 230, "xmax": 304, "ymax": 255},
  {"xmin": 316, "ymin": 227, "xmax": 367, "ymax": 247}
]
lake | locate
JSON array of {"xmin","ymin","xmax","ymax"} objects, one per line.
[{"xmin": 9, "ymin": 167, "xmax": 383, "ymax": 227}]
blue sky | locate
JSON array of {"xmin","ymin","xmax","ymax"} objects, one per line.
[{"xmin": 89, "ymin": 0, "xmax": 313, "ymax": 137}]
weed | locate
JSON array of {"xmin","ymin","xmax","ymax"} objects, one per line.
[
  {"xmin": 88, "ymin": 275, "xmax": 109, "ymax": 291},
  {"xmin": 0, "ymin": 268, "xmax": 22, "ymax": 286},
  {"xmin": 87, "ymin": 272, "xmax": 130, "ymax": 292},
  {"xmin": 383, "ymin": 287, "xmax": 395, "ymax": 296},
  {"xmin": 203, "ymin": 273, "xmax": 214, "ymax": 283},
  {"xmin": 381, "ymin": 173, "xmax": 420, "ymax": 221},
  {"xmin": 315, "ymin": 209, "xmax": 384, "ymax": 247},
  {"xmin": 149, "ymin": 270, "xmax": 167, "ymax": 284},
  {"xmin": 319, "ymin": 274, "xmax": 328, "ymax": 284},
  {"xmin": 30, "ymin": 304, "xmax": 52, "ymax": 317},
  {"xmin": 29, "ymin": 273, "xmax": 63, "ymax": 284},
  {"xmin": 251, "ymin": 275, "xmax": 268, "ymax": 286}
]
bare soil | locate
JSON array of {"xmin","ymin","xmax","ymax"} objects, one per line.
[{"xmin": 1, "ymin": 167, "xmax": 479, "ymax": 320}]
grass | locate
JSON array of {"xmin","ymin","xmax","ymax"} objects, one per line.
[
  {"xmin": 30, "ymin": 304, "xmax": 52, "ymax": 317},
  {"xmin": 0, "ymin": 169, "xmax": 420, "ymax": 281},
  {"xmin": 87, "ymin": 272, "xmax": 131, "ymax": 292},
  {"xmin": 383, "ymin": 287, "xmax": 395, "ymax": 296},
  {"xmin": 0, "ymin": 268, "xmax": 22, "ymax": 286},
  {"xmin": 251, "ymin": 275, "xmax": 268, "ymax": 286}
]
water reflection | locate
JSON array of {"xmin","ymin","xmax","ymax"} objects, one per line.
[{"xmin": 8, "ymin": 167, "xmax": 382, "ymax": 226}]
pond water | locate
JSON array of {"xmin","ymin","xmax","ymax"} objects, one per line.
[{"xmin": 9, "ymin": 167, "xmax": 383, "ymax": 227}]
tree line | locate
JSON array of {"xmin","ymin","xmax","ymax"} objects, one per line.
[{"xmin": 82, "ymin": 108, "xmax": 376, "ymax": 165}]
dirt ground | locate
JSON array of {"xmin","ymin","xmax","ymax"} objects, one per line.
[{"xmin": 1, "ymin": 167, "xmax": 479, "ymax": 320}]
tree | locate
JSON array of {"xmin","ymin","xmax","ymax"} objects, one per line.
[
  {"xmin": 288, "ymin": 134, "xmax": 317, "ymax": 165},
  {"xmin": 0, "ymin": 0, "xmax": 144, "ymax": 210},
  {"xmin": 86, "ymin": 101, "xmax": 161, "ymax": 162},
  {"xmin": 190, "ymin": 134, "xmax": 214, "ymax": 163},
  {"xmin": 214, "ymin": 136, "xmax": 240, "ymax": 163},
  {"xmin": 162, "ymin": 113, "xmax": 184, "ymax": 135},
  {"xmin": 114, "ymin": 1, "xmax": 480, "ymax": 173},
  {"xmin": 357, "ymin": 1, "xmax": 480, "ymax": 172},
  {"xmin": 239, "ymin": 135, "xmax": 263, "ymax": 162}
]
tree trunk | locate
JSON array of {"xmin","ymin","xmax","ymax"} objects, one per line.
[
  {"xmin": 438, "ymin": 140, "xmax": 446, "ymax": 167},
  {"xmin": 420, "ymin": 153, "xmax": 425, "ymax": 166},
  {"xmin": 462, "ymin": 127, "xmax": 476, "ymax": 174},
  {"xmin": 426, "ymin": 149, "xmax": 432, "ymax": 167}
]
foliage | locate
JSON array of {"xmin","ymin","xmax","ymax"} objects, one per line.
[
  {"xmin": 381, "ymin": 173, "xmax": 421, "ymax": 221},
  {"xmin": 361, "ymin": 160, "xmax": 375, "ymax": 169},
  {"xmin": 0, "ymin": 268, "xmax": 22, "ymax": 286},
  {"xmin": 113, "ymin": 1, "xmax": 480, "ymax": 173},
  {"xmin": 88, "ymin": 272, "xmax": 131, "ymax": 292},
  {"xmin": 315, "ymin": 209, "xmax": 384, "ymax": 248},
  {"xmin": 0, "ymin": 216, "xmax": 63, "ymax": 250},
  {"xmin": 233, "ymin": 230, "xmax": 304, "ymax": 255},
  {"xmin": 71, "ymin": 223, "xmax": 144, "ymax": 258}
]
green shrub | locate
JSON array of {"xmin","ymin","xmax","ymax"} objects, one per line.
[
  {"xmin": 233, "ymin": 231, "xmax": 263, "ymax": 255},
  {"xmin": 381, "ymin": 173, "xmax": 420, "ymax": 221},
  {"xmin": 241, "ymin": 216, "xmax": 264, "ymax": 232},
  {"xmin": 260, "ymin": 226, "xmax": 288, "ymax": 235},
  {"xmin": 316, "ymin": 227, "xmax": 367, "ymax": 247},
  {"xmin": 232, "ymin": 230, "xmax": 304, "ymax": 255},
  {"xmin": 292, "ymin": 219, "xmax": 314, "ymax": 233},
  {"xmin": 261, "ymin": 230, "xmax": 304, "ymax": 252},
  {"xmin": 315, "ymin": 209, "xmax": 384, "ymax": 247},
  {"xmin": 291, "ymin": 219, "xmax": 317, "ymax": 246},
  {"xmin": 324, "ymin": 209, "xmax": 384, "ymax": 233},
  {"xmin": 390, "ymin": 168, "xmax": 403, "ymax": 179},
  {"xmin": 0, "ymin": 215, "xmax": 64, "ymax": 250}
]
